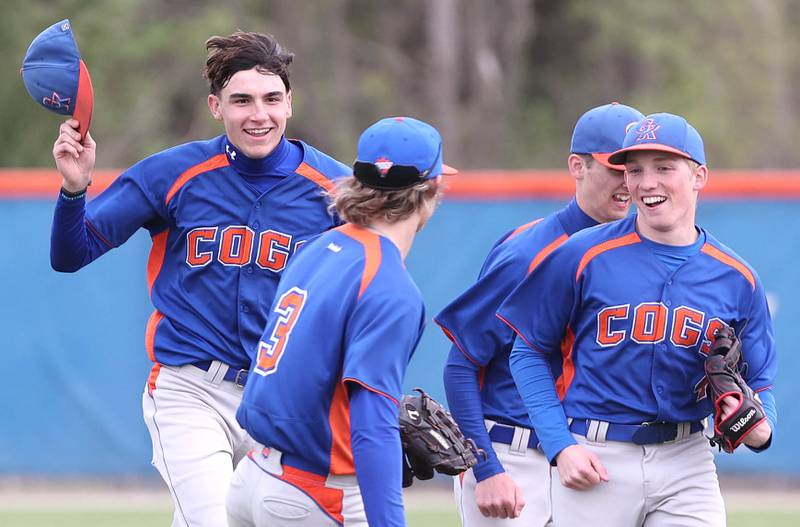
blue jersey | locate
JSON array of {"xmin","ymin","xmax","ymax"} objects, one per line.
[
  {"xmin": 237, "ymin": 224, "xmax": 426, "ymax": 476},
  {"xmin": 63, "ymin": 135, "xmax": 349, "ymax": 369},
  {"xmin": 436, "ymin": 199, "xmax": 596, "ymax": 427},
  {"xmin": 498, "ymin": 214, "xmax": 777, "ymax": 425}
]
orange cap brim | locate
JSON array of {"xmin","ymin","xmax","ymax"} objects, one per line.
[
  {"xmin": 591, "ymin": 153, "xmax": 625, "ymax": 171},
  {"xmin": 441, "ymin": 163, "xmax": 458, "ymax": 176},
  {"xmin": 73, "ymin": 59, "xmax": 94, "ymax": 138}
]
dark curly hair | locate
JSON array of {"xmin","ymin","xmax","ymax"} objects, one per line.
[{"xmin": 204, "ymin": 31, "xmax": 294, "ymax": 95}]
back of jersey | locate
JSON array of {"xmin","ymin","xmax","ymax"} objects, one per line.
[{"xmin": 238, "ymin": 224, "xmax": 425, "ymax": 475}]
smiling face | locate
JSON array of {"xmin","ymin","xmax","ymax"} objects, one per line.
[
  {"xmin": 624, "ymin": 150, "xmax": 708, "ymax": 245},
  {"xmin": 207, "ymin": 67, "xmax": 292, "ymax": 159},
  {"xmin": 571, "ymin": 155, "xmax": 631, "ymax": 223}
]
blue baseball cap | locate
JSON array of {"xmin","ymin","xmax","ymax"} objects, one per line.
[
  {"xmin": 608, "ymin": 113, "xmax": 706, "ymax": 166},
  {"xmin": 21, "ymin": 19, "xmax": 94, "ymax": 137},
  {"xmin": 570, "ymin": 102, "xmax": 644, "ymax": 170},
  {"xmin": 353, "ymin": 117, "xmax": 457, "ymax": 190}
]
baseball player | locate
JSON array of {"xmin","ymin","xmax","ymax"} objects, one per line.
[
  {"xmin": 498, "ymin": 113, "xmax": 778, "ymax": 526},
  {"xmin": 435, "ymin": 102, "xmax": 643, "ymax": 525},
  {"xmin": 226, "ymin": 116, "xmax": 456, "ymax": 527},
  {"xmin": 50, "ymin": 31, "xmax": 350, "ymax": 527}
]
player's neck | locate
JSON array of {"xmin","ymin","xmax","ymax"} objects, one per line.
[
  {"xmin": 636, "ymin": 217, "xmax": 699, "ymax": 246},
  {"xmin": 364, "ymin": 217, "xmax": 419, "ymax": 260}
]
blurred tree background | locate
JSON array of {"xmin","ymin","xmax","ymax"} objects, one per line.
[{"xmin": 3, "ymin": 0, "xmax": 800, "ymax": 169}]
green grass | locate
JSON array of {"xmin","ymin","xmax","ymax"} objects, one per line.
[{"xmin": 0, "ymin": 507, "xmax": 798, "ymax": 527}]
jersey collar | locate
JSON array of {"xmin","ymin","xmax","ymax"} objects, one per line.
[
  {"xmin": 557, "ymin": 197, "xmax": 599, "ymax": 236},
  {"xmin": 224, "ymin": 135, "xmax": 291, "ymax": 177}
]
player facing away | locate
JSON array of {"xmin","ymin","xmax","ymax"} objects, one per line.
[
  {"xmin": 435, "ymin": 102, "xmax": 643, "ymax": 525},
  {"xmin": 226, "ymin": 116, "xmax": 456, "ymax": 527},
  {"xmin": 498, "ymin": 113, "xmax": 777, "ymax": 526},
  {"xmin": 50, "ymin": 32, "xmax": 351, "ymax": 527}
]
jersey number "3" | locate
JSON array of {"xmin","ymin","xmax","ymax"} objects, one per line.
[{"xmin": 254, "ymin": 287, "xmax": 308, "ymax": 376}]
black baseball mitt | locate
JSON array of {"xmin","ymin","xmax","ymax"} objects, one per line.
[
  {"xmin": 704, "ymin": 326, "xmax": 766, "ymax": 453},
  {"xmin": 399, "ymin": 388, "xmax": 485, "ymax": 487}
]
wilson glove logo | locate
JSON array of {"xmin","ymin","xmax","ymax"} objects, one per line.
[{"xmin": 730, "ymin": 408, "xmax": 757, "ymax": 433}]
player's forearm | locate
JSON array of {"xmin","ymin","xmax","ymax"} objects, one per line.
[
  {"xmin": 50, "ymin": 192, "xmax": 109, "ymax": 272},
  {"xmin": 349, "ymin": 385, "xmax": 406, "ymax": 527},
  {"xmin": 746, "ymin": 388, "xmax": 776, "ymax": 452},
  {"xmin": 509, "ymin": 335, "xmax": 576, "ymax": 463},
  {"xmin": 443, "ymin": 349, "xmax": 504, "ymax": 481}
]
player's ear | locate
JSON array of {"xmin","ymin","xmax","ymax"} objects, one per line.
[
  {"xmin": 692, "ymin": 164, "xmax": 709, "ymax": 191},
  {"xmin": 207, "ymin": 94, "xmax": 222, "ymax": 121},
  {"xmin": 567, "ymin": 154, "xmax": 585, "ymax": 180},
  {"xmin": 286, "ymin": 90, "xmax": 293, "ymax": 119}
]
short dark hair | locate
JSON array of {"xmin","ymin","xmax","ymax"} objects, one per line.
[{"xmin": 204, "ymin": 31, "xmax": 294, "ymax": 95}]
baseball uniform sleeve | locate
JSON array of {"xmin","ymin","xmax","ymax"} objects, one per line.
[
  {"xmin": 510, "ymin": 335, "xmax": 577, "ymax": 462},
  {"xmin": 83, "ymin": 164, "xmax": 166, "ymax": 247},
  {"xmin": 349, "ymin": 384, "xmax": 406, "ymax": 526},
  {"xmin": 442, "ymin": 350, "xmax": 504, "ymax": 481},
  {"xmin": 497, "ymin": 241, "xmax": 579, "ymax": 356},
  {"xmin": 50, "ymin": 193, "xmax": 114, "ymax": 271},
  {"xmin": 436, "ymin": 240, "xmax": 529, "ymax": 365},
  {"xmin": 342, "ymin": 282, "xmax": 425, "ymax": 404},
  {"xmin": 738, "ymin": 275, "xmax": 778, "ymax": 392}
]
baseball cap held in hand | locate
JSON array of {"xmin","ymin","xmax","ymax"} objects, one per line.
[
  {"xmin": 21, "ymin": 19, "xmax": 94, "ymax": 137},
  {"xmin": 354, "ymin": 117, "xmax": 457, "ymax": 190},
  {"xmin": 570, "ymin": 102, "xmax": 644, "ymax": 170},
  {"xmin": 608, "ymin": 113, "xmax": 706, "ymax": 166}
]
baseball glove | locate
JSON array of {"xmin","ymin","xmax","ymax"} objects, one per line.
[
  {"xmin": 399, "ymin": 388, "xmax": 485, "ymax": 487},
  {"xmin": 704, "ymin": 326, "xmax": 766, "ymax": 453}
]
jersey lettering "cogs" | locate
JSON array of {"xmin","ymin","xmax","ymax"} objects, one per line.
[
  {"xmin": 185, "ymin": 226, "xmax": 304, "ymax": 271},
  {"xmin": 597, "ymin": 302, "xmax": 727, "ymax": 355}
]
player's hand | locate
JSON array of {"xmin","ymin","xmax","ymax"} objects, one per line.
[
  {"xmin": 474, "ymin": 472, "xmax": 525, "ymax": 519},
  {"xmin": 719, "ymin": 395, "xmax": 772, "ymax": 448},
  {"xmin": 53, "ymin": 119, "xmax": 95, "ymax": 192},
  {"xmin": 554, "ymin": 444, "xmax": 609, "ymax": 490}
]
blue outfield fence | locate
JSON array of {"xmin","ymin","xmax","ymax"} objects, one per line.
[{"xmin": 1, "ymin": 198, "xmax": 798, "ymax": 476}]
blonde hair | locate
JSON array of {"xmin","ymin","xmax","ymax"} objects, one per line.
[{"xmin": 327, "ymin": 176, "xmax": 441, "ymax": 227}]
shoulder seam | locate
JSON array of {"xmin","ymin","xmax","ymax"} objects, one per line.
[
  {"xmin": 575, "ymin": 232, "xmax": 641, "ymax": 281},
  {"xmin": 700, "ymin": 243, "xmax": 756, "ymax": 290}
]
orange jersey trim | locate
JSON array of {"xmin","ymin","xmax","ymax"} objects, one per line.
[
  {"xmin": 276, "ymin": 465, "xmax": 344, "ymax": 524},
  {"xmin": 296, "ymin": 162, "xmax": 336, "ymax": 192},
  {"xmin": 147, "ymin": 363, "xmax": 162, "ymax": 393},
  {"xmin": 554, "ymin": 326, "xmax": 576, "ymax": 400},
  {"xmin": 505, "ymin": 218, "xmax": 543, "ymax": 243},
  {"xmin": 328, "ymin": 380, "xmax": 354, "ymax": 475},
  {"xmin": 337, "ymin": 224, "xmax": 382, "ymax": 299},
  {"xmin": 145, "ymin": 310, "xmax": 164, "ymax": 362},
  {"xmin": 165, "ymin": 154, "xmax": 229, "ymax": 205},
  {"xmin": 700, "ymin": 243, "xmax": 756, "ymax": 290},
  {"xmin": 147, "ymin": 229, "xmax": 169, "ymax": 293},
  {"xmin": 576, "ymin": 232, "xmax": 641, "ymax": 281},
  {"xmin": 528, "ymin": 233, "xmax": 568, "ymax": 275}
]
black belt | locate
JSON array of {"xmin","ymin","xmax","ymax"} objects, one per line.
[
  {"xmin": 488, "ymin": 423, "xmax": 539, "ymax": 450},
  {"xmin": 194, "ymin": 360, "xmax": 249, "ymax": 388},
  {"xmin": 568, "ymin": 419, "xmax": 704, "ymax": 445}
]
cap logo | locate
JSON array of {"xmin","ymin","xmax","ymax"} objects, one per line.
[
  {"xmin": 374, "ymin": 157, "xmax": 393, "ymax": 177},
  {"xmin": 42, "ymin": 92, "xmax": 70, "ymax": 111},
  {"xmin": 636, "ymin": 119, "xmax": 660, "ymax": 141},
  {"xmin": 61, "ymin": 21, "xmax": 70, "ymax": 31},
  {"xmin": 625, "ymin": 121, "xmax": 639, "ymax": 134}
]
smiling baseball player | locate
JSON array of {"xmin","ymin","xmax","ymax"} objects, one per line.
[
  {"xmin": 48, "ymin": 30, "xmax": 349, "ymax": 527},
  {"xmin": 498, "ymin": 113, "xmax": 778, "ymax": 526},
  {"xmin": 435, "ymin": 102, "xmax": 643, "ymax": 525},
  {"xmin": 227, "ymin": 116, "xmax": 456, "ymax": 527}
]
